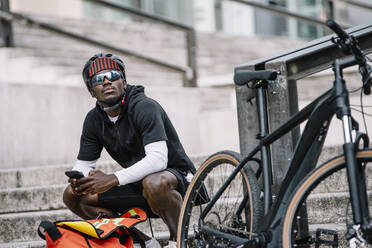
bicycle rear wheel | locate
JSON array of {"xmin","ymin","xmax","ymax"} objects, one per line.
[
  {"xmin": 177, "ymin": 150, "xmax": 263, "ymax": 247},
  {"xmin": 282, "ymin": 149, "xmax": 372, "ymax": 247}
]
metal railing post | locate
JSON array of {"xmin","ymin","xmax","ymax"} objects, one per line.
[
  {"xmin": 0, "ymin": 0, "xmax": 13, "ymax": 47},
  {"xmin": 186, "ymin": 29, "xmax": 198, "ymax": 87},
  {"xmin": 263, "ymin": 63, "xmax": 300, "ymax": 188}
]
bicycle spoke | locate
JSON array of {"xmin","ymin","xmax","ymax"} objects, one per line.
[{"xmin": 282, "ymin": 151, "xmax": 372, "ymax": 247}]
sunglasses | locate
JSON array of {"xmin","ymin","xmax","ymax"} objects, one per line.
[{"xmin": 91, "ymin": 70, "xmax": 122, "ymax": 87}]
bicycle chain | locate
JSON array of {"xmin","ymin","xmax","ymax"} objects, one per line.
[{"xmin": 219, "ymin": 224, "xmax": 257, "ymax": 236}]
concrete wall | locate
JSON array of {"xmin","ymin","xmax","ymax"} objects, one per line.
[
  {"xmin": 11, "ymin": 0, "xmax": 83, "ymax": 19},
  {"xmin": 0, "ymin": 81, "xmax": 239, "ymax": 169}
]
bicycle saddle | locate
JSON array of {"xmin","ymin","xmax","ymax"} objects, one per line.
[{"xmin": 234, "ymin": 69, "xmax": 278, "ymax": 86}]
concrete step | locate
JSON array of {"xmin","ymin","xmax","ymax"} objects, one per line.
[
  {"xmin": 0, "ymin": 233, "xmax": 172, "ymax": 248},
  {"xmin": 0, "ymin": 156, "xmax": 207, "ymax": 190},
  {"xmin": 306, "ymin": 190, "xmax": 372, "ymax": 225},
  {"xmin": 12, "ymin": 19, "xmax": 187, "ymax": 67},
  {"xmin": 0, "ymin": 146, "xmax": 350, "ymax": 191},
  {"xmin": 0, "ymin": 145, "xmax": 366, "ymax": 190},
  {"xmin": 0, "ymin": 240, "xmax": 44, "ymax": 248},
  {"xmin": 308, "ymin": 224, "xmax": 348, "ymax": 247},
  {"xmin": 0, "ymin": 161, "xmax": 118, "ymax": 190},
  {"xmin": 0, "ymin": 189, "xmax": 368, "ymax": 245},
  {"xmin": 0, "ymin": 170, "xmax": 250, "ymax": 214},
  {"xmin": 1, "ymin": 161, "xmax": 371, "ymax": 215},
  {"xmin": 0, "ymin": 209, "xmax": 78, "ymax": 244},
  {"xmin": 311, "ymin": 161, "xmax": 372, "ymax": 194},
  {"xmin": 0, "ymin": 48, "xmax": 184, "ymax": 87},
  {"xmin": 0, "ymin": 185, "xmax": 66, "ymax": 214},
  {"xmin": 0, "ymin": 209, "xmax": 167, "ymax": 244},
  {"xmin": 11, "ymin": 14, "xmax": 305, "ymax": 78}
]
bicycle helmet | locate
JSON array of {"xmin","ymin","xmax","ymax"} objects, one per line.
[
  {"xmin": 82, "ymin": 53, "xmax": 126, "ymax": 92},
  {"xmin": 82, "ymin": 53, "xmax": 127, "ymax": 111}
]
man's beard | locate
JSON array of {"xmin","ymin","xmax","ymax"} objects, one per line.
[
  {"xmin": 101, "ymin": 87, "xmax": 125, "ymax": 107},
  {"xmin": 102, "ymin": 95, "xmax": 122, "ymax": 106}
]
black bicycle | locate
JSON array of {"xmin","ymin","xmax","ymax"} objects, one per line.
[{"xmin": 177, "ymin": 20, "xmax": 372, "ymax": 247}]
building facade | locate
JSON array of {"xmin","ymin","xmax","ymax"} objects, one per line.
[{"xmin": 9, "ymin": 0, "xmax": 372, "ymax": 39}]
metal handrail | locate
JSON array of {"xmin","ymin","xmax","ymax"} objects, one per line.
[
  {"xmin": 227, "ymin": 0, "xmax": 350, "ymax": 29},
  {"xmin": 83, "ymin": 0, "xmax": 197, "ymax": 87},
  {"xmin": 0, "ymin": 10, "xmax": 194, "ymax": 87},
  {"xmin": 84, "ymin": 0, "xmax": 192, "ymax": 31}
]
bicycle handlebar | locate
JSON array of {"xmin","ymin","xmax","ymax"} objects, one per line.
[
  {"xmin": 326, "ymin": 19, "xmax": 372, "ymax": 95},
  {"xmin": 326, "ymin": 19, "xmax": 349, "ymax": 40}
]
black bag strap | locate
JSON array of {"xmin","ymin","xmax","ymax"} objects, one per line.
[
  {"xmin": 38, "ymin": 221, "xmax": 62, "ymax": 242},
  {"xmin": 127, "ymin": 228, "xmax": 146, "ymax": 248}
]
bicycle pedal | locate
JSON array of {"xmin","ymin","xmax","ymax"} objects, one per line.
[{"xmin": 315, "ymin": 228, "xmax": 338, "ymax": 248}]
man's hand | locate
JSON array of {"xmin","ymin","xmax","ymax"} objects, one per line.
[
  {"xmin": 73, "ymin": 170, "xmax": 119, "ymax": 195},
  {"xmin": 68, "ymin": 177, "xmax": 85, "ymax": 196}
]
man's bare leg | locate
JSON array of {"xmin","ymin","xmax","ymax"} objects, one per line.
[
  {"xmin": 63, "ymin": 185, "xmax": 117, "ymax": 219},
  {"xmin": 142, "ymin": 171, "xmax": 182, "ymax": 241},
  {"xmin": 63, "ymin": 186, "xmax": 151, "ymax": 241}
]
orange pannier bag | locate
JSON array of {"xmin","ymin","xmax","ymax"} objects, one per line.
[{"xmin": 38, "ymin": 208, "xmax": 147, "ymax": 248}]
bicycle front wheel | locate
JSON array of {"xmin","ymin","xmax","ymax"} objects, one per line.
[
  {"xmin": 177, "ymin": 150, "xmax": 263, "ymax": 248},
  {"xmin": 282, "ymin": 149, "xmax": 372, "ymax": 247}
]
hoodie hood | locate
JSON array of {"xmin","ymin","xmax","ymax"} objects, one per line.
[{"xmin": 123, "ymin": 84, "xmax": 146, "ymax": 113}]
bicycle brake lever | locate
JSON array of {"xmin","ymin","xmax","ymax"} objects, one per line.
[{"xmin": 360, "ymin": 64, "xmax": 372, "ymax": 95}]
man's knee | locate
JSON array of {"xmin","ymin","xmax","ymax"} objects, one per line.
[
  {"xmin": 142, "ymin": 172, "xmax": 177, "ymax": 199},
  {"xmin": 63, "ymin": 185, "xmax": 74, "ymax": 206},
  {"xmin": 63, "ymin": 185, "xmax": 98, "ymax": 208}
]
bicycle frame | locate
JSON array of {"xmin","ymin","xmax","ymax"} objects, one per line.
[{"xmin": 197, "ymin": 56, "xmax": 372, "ymax": 246}]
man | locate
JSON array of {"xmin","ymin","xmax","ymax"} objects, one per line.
[{"xmin": 63, "ymin": 53, "xmax": 196, "ymax": 248}]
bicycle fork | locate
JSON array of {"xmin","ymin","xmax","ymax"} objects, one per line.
[
  {"xmin": 334, "ymin": 58, "xmax": 372, "ymax": 244},
  {"xmin": 342, "ymin": 116, "xmax": 371, "ymax": 246}
]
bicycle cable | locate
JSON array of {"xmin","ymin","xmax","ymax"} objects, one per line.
[
  {"xmin": 345, "ymin": 53, "xmax": 371, "ymax": 227},
  {"xmin": 360, "ymin": 89, "xmax": 369, "ymax": 136},
  {"xmin": 348, "ymin": 51, "xmax": 372, "ymax": 136}
]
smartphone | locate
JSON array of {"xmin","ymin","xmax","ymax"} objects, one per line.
[{"xmin": 65, "ymin": 170, "xmax": 84, "ymax": 179}]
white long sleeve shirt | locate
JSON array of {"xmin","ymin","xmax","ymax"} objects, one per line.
[{"xmin": 72, "ymin": 140, "xmax": 168, "ymax": 185}]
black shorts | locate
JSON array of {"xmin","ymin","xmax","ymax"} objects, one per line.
[{"xmin": 97, "ymin": 168, "xmax": 190, "ymax": 218}]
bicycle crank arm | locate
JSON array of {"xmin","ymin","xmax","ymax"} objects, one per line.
[
  {"xmin": 200, "ymin": 225, "xmax": 249, "ymax": 244},
  {"xmin": 234, "ymin": 232, "xmax": 271, "ymax": 248},
  {"xmin": 235, "ymin": 238, "xmax": 261, "ymax": 248}
]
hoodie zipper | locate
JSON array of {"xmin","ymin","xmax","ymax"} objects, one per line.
[{"xmin": 114, "ymin": 122, "xmax": 124, "ymax": 148}]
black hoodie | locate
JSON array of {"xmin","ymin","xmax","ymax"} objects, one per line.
[{"xmin": 77, "ymin": 85, "xmax": 196, "ymax": 174}]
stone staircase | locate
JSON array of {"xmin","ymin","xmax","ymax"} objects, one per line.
[
  {"xmin": 7, "ymin": 13, "xmax": 305, "ymax": 86},
  {"xmin": 1, "ymin": 146, "xmax": 369, "ymax": 247},
  {"xmin": 0, "ymin": 155, "xmax": 206, "ymax": 248}
]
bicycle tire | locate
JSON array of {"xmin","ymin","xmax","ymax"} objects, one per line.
[
  {"xmin": 282, "ymin": 149, "xmax": 372, "ymax": 247},
  {"xmin": 177, "ymin": 150, "xmax": 263, "ymax": 247}
]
